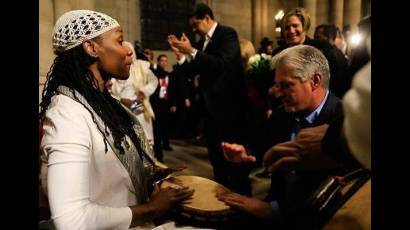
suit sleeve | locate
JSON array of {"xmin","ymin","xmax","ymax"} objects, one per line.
[{"xmin": 193, "ymin": 28, "xmax": 241, "ymax": 83}]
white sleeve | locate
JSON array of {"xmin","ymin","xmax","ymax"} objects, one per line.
[
  {"xmin": 120, "ymin": 77, "xmax": 137, "ymax": 100},
  {"xmin": 177, "ymin": 55, "xmax": 187, "ymax": 65},
  {"xmin": 342, "ymin": 62, "xmax": 371, "ymax": 170},
  {"xmin": 140, "ymin": 67, "xmax": 158, "ymax": 97},
  {"xmin": 111, "ymin": 79, "xmax": 127, "ymax": 99},
  {"xmin": 42, "ymin": 97, "xmax": 132, "ymax": 230}
]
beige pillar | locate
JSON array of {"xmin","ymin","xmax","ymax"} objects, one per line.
[
  {"xmin": 252, "ymin": 0, "xmax": 270, "ymax": 46},
  {"xmin": 251, "ymin": 0, "xmax": 260, "ymax": 45},
  {"xmin": 268, "ymin": 0, "xmax": 281, "ymax": 45},
  {"xmin": 269, "ymin": 0, "xmax": 279, "ymax": 48},
  {"xmin": 301, "ymin": 0, "xmax": 317, "ymax": 37},
  {"xmin": 39, "ymin": 0, "xmax": 55, "ymax": 103},
  {"xmin": 53, "ymin": 0, "xmax": 72, "ymax": 21},
  {"xmin": 131, "ymin": 0, "xmax": 141, "ymax": 43},
  {"xmin": 343, "ymin": 0, "xmax": 361, "ymax": 31},
  {"xmin": 316, "ymin": 0, "xmax": 329, "ymax": 27},
  {"xmin": 330, "ymin": 0, "xmax": 344, "ymax": 29},
  {"xmin": 261, "ymin": 0, "xmax": 269, "ymax": 37},
  {"xmin": 75, "ymin": 0, "xmax": 95, "ymax": 10}
]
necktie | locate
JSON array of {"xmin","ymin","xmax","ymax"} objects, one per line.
[
  {"xmin": 202, "ymin": 35, "xmax": 211, "ymax": 51},
  {"xmin": 294, "ymin": 116, "xmax": 310, "ymax": 135}
]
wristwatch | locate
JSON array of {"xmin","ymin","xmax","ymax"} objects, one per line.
[{"xmin": 130, "ymin": 101, "xmax": 140, "ymax": 111}]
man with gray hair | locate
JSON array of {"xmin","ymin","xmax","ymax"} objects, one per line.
[{"xmin": 218, "ymin": 45, "xmax": 346, "ymax": 228}]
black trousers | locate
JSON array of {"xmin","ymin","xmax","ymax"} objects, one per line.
[{"xmin": 203, "ymin": 116, "xmax": 252, "ymax": 196}]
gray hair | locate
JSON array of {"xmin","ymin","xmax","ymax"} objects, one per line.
[{"xmin": 272, "ymin": 45, "xmax": 330, "ymax": 89}]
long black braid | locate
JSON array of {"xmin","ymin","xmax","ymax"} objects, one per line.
[{"xmin": 39, "ymin": 45, "xmax": 145, "ymax": 158}]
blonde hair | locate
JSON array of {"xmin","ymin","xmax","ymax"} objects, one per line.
[{"xmin": 239, "ymin": 38, "xmax": 256, "ymax": 70}]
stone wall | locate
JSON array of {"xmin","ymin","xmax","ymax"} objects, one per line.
[
  {"xmin": 39, "ymin": 0, "xmax": 370, "ymax": 104},
  {"xmin": 95, "ymin": 0, "xmax": 140, "ymax": 43},
  {"xmin": 207, "ymin": 0, "xmax": 253, "ymax": 41}
]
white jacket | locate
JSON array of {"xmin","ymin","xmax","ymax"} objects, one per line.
[{"xmin": 41, "ymin": 94, "xmax": 155, "ymax": 230}]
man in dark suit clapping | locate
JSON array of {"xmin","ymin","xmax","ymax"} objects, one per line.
[{"xmin": 168, "ymin": 3, "xmax": 252, "ymax": 195}]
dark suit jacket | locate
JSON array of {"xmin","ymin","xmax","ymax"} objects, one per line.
[
  {"xmin": 263, "ymin": 92, "xmax": 345, "ymax": 227},
  {"xmin": 261, "ymin": 91, "xmax": 342, "ymax": 152},
  {"xmin": 173, "ymin": 24, "xmax": 249, "ymax": 143}
]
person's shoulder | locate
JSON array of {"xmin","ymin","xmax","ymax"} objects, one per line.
[
  {"xmin": 49, "ymin": 94, "xmax": 83, "ymax": 108},
  {"xmin": 136, "ymin": 59, "xmax": 151, "ymax": 69},
  {"xmin": 324, "ymin": 91, "xmax": 344, "ymax": 118},
  {"xmin": 272, "ymin": 45, "xmax": 287, "ymax": 56},
  {"xmin": 326, "ymin": 91, "xmax": 342, "ymax": 107},
  {"xmin": 217, "ymin": 24, "xmax": 237, "ymax": 34},
  {"xmin": 347, "ymin": 62, "xmax": 371, "ymax": 99},
  {"xmin": 304, "ymin": 37, "xmax": 331, "ymax": 50},
  {"xmin": 46, "ymin": 94, "xmax": 90, "ymax": 118}
]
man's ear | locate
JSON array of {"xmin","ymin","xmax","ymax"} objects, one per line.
[
  {"xmin": 311, "ymin": 73, "xmax": 322, "ymax": 90},
  {"xmin": 82, "ymin": 40, "xmax": 98, "ymax": 58},
  {"xmin": 204, "ymin": 14, "xmax": 211, "ymax": 23}
]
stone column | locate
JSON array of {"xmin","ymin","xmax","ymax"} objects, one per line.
[
  {"xmin": 343, "ymin": 0, "xmax": 361, "ymax": 31},
  {"xmin": 252, "ymin": 0, "xmax": 270, "ymax": 47},
  {"xmin": 316, "ymin": 0, "xmax": 329, "ymax": 27},
  {"xmin": 330, "ymin": 0, "xmax": 344, "ymax": 29},
  {"xmin": 251, "ymin": 0, "xmax": 260, "ymax": 45},
  {"xmin": 76, "ymin": 0, "xmax": 95, "ymax": 10},
  {"xmin": 135, "ymin": 0, "xmax": 141, "ymax": 42},
  {"xmin": 53, "ymin": 0, "xmax": 72, "ymax": 21},
  {"xmin": 301, "ymin": 0, "xmax": 317, "ymax": 37},
  {"xmin": 261, "ymin": 0, "xmax": 269, "ymax": 37},
  {"xmin": 39, "ymin": 0, "xmax": 55, "ymax": 102}
]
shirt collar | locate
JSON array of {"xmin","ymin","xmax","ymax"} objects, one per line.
[
  {"xmin": 304, "ymin": 90, "xmax": 329, "ymax": 124},
  {"xmin": 206, "ymin": 22, "xmax": 218, "ymax": 40}
]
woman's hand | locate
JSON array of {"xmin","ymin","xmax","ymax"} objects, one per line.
[
  {"xmin": 148, "ymin": 184, "xmax": 194, "ymax": 217},
  {"xmin": 129, "ymin": 183, "xmax": 193, "ymax": 228}
]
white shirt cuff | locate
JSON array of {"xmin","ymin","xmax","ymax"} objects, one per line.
[
  {"xmin": 191, "ymin": 48, "xmax": 198, "ymax": 59},
  {"xmin": 177, "ymin": 55, "xmax": 187, "ymax": 65}
]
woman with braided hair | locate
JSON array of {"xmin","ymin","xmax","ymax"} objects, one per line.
[{"xmin": 40, "ymin": 10, "xmax": 193, "ymax": 229}]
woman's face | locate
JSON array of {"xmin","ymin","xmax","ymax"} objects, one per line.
[
  {"xmin": 94, "ymin": 27, "xmax": 133, "ymax": 80},
  {"xmin": 284, "ymin": 16, "xmax": 306, "ymax": 46}
]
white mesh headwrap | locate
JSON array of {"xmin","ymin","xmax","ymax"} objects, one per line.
[{"xmin": 52, "ymin": 10, "xmax": 120, "ymax": 54}]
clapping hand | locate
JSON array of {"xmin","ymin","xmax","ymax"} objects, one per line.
[
  {"xmin": 167, "ymin": 35, "xmax": 183, "ymax": 60},
  {"xmin": 168, "ymin": 33, "xmax": 194, "ymax": 55}
]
